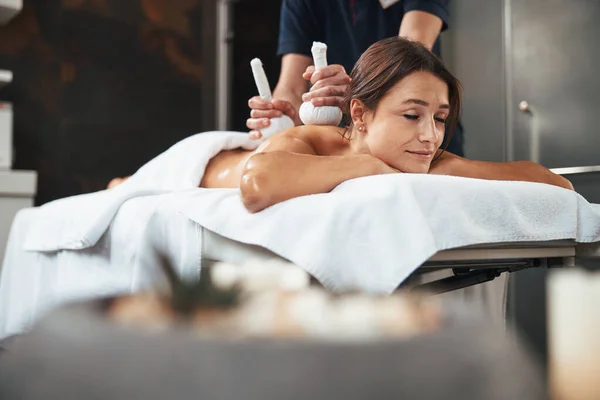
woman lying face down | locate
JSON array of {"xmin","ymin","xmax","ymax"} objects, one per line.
[{"xmin": 109, "ymin": 37, "xmax": 573, "ymax": 212}]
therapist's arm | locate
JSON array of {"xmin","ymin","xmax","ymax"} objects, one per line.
[
  {"xmin": 273, "ymin": 54, "xmax": 312, "ymax": 121},
  {"xmin": 240, "ymin": 128, "xmax": 397, "ymax": 213},
  {"xmin": 398, "ymin": 10, "xmax": 443, "ymax": 51},
  {"xmin": 429, "ymin": 151, "xmax": 574, "ymax": 190}
]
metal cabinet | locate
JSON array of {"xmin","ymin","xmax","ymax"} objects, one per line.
[
  {"xmin": 506, "ymin": 0, "xmax": 600, "ymax": 365},
  {"xmin": 508, "ymin": 0, "xmax": 600, "ymax": 202},
  {"xmin": 509, "ymin": 0, "xmax": 600, "ymax": 169}
]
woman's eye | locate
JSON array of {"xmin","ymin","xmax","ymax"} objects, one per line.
[
  {"xmin": 435, "ymin": 117, "xmax": 447, "ymax": 124},
  {"xmin": 403, "ymin": 114, "xmax": 419, "ymax": 120}
]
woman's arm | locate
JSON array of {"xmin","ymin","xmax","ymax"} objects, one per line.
[
  {"xmin": 429, "ymin": 151, "xmax": 574, "ymax": 190},
  {"xmin": 240, "ymin": 130, "xmax": 396, "ymax": 213}
]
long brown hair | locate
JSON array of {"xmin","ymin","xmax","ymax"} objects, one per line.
[{"xmin": 342, "ymin": 37, "xmax": 462, "ymax": 150}]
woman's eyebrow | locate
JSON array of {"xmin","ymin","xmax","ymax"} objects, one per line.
[{"xmin": 402, "ymin": 98, "xmax": 450, "ymax": 109}]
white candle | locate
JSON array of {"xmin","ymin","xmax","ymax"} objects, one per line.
[{"xmin": 548, "ymin": 269, "xmax": 600, "ymax": 400}]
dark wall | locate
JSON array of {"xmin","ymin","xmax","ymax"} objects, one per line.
[
  {"xmin": 230, "ymin": 0, "xmax": 282, "ymax": 133},
  {"xmin": 0, "ymin": 0, "xmax": 216, "ymax": 205}
]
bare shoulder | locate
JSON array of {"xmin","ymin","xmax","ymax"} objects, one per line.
[{"xmin": 264, "ymin": 125, "xmax": 348, "ymax": 156}]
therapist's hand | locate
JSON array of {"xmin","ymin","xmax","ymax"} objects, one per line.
[
  {"xmin": 302, "ymin": 64, "xmax": 351, "ymax": 110},
  {"xmin": 247, "ymin": 97, "xmax": 298, "ymax": 140}
]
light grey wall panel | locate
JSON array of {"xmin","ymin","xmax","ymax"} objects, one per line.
[{"xmin": 441, "ymin": 0, "xmax": 506, "ymax": 161}]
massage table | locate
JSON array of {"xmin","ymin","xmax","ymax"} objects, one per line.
[
  {"xmin": 0, "ymin": 209, "xmax": 577, "ymax": 340},
  {"xmin": 410, "ymin": 240, "xmax": 575, "ymax": 293},
  {"xmin": 2, "ymin": 131, "xmax": 598, "ymax": 338}
]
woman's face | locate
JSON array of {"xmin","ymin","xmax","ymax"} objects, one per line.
[{"xmin": 356, "ymin": 71, "xmax": 449, "ymax": 174}]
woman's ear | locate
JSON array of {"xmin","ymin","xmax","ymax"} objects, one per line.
[{"xmin": 349, "ymin": 99, "xmax": 367, "ymax": 127}]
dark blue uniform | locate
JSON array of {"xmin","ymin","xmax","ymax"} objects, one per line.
[{"xmin": 277, "ymin": 0, "xmax": 463, "ymax": 156}]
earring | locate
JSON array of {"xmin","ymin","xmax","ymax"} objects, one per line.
[{"xmin": 358, "ymin": 126, "xmax": 365, "ymax": 132}]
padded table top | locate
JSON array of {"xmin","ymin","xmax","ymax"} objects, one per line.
[{"xmin": 202, "ymin": 227, "xmax": 577, "ymax": 268}]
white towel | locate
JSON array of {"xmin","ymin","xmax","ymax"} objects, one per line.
[
  {"xmin": 0, "ymin": 193, "xmax": 204, "ymax": 339},
  {"xmin": 175, "ymin": 174, "xmax": 600, "ymax": 293}
]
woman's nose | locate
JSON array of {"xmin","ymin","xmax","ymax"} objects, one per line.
[{"xmin": 418, "ymin": 118, "xmax": 439, "ymax": 142}]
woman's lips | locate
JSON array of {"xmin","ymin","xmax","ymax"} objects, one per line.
[{"xmin": 407, "ymin": 150, "xmax": 433, "ymax": 160}]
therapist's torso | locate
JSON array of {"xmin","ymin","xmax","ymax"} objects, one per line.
[{"xmin": 277, "ymin": 0, "xmax": 444, "ymax": 74}]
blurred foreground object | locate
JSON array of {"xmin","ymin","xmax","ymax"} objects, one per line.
[
  {"xmin": 0, "ymin": 299, "xmax": 546, "ymax": 400},
  {"xmin": 0, "ymin": 257, "xmax": 547, "ymax": 399},
  {"xmin": 108, "ymin": 260, "xmax": 441, "ymax": 341},
  {"xmin": 548, "ymin": 269, "xmax": 600, "ymax": 400}
]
